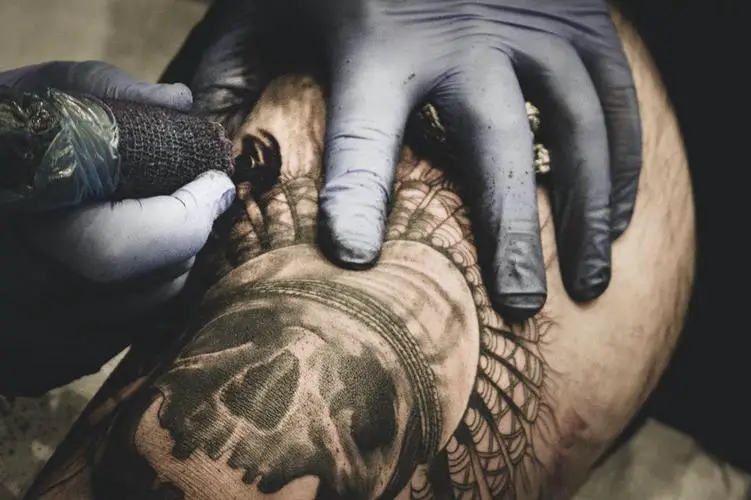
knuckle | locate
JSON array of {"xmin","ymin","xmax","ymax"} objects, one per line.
[
  {"xmin": 327, "ymin": 123, "xmax": 395, "ymax": 151},
  {"xmin": 325, "ymin": 123, "xmax": 400, "ymax": 170},
  {"xmin": 461, "ymin": 44, "xmax": 503, "ymax": 68},
  {"xmin": 324, "ymin": 168, "xmax": 390, "ymax": 199}
]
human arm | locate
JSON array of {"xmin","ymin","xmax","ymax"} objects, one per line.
[{"xmin": 24, "ymin": 10, "xmax": 694, "ymax": 499}]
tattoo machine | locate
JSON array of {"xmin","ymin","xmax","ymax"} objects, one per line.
[{"xmin": 0, "ymin": 86, "xmax": 238, "ymax": 212}]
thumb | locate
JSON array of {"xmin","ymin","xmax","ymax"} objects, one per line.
[
  {"xmin": 168, "ymin": 170, "xmax": 237, "ymax": 227},
  {"xmin": 319, "ymin": 62, "xmax": 415, "ymax": 268},
  {"xmin": 20, "ymin": 171, "xmax": 235, "ymax": 284}
]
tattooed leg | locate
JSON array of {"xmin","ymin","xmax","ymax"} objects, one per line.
[{"xmin": 25, "ymin": 8, "xmax": 695, "ymax": 500}]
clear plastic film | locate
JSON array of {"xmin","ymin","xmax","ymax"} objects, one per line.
[{"xmin": 0, "ymin": 87, "xmax": 120, "ymax": 212}]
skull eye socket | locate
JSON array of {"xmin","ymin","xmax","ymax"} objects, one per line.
[
  {"xmin": 182, "ymin": 305, "xmax": 289, "ymax": 359},
  {"xmin": 328, "ymin": 347, "xmax": 400, "ymax": 455},
  {"xmin": 221, "ymin": 350, "xmax": 300, "ymax": 430}
]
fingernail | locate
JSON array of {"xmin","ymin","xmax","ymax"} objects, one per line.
[
  {"xmin": 195, "ymin": 170, "xmax": 236, "ymax": 216},
  {"xmin": 166, "ymin": 83, "xmax": 194, "ymax": 111},
  {"xmin": 319, "ymin": 220, "xmax": 381, "ymax": 269},
  {"xmin": 611, "ymin": 217, "xmax": 628, "ymax": 239},
  {"xmin": 319, "ymin": 211, "xmax": 382, "ymax": 269},
  {"xmin": 573, "ymin": 266, "xmax": 611, "ymax": 302},
  {"xmin": 145, "ymin": 82, "xmax": 193, "ymax": 111},
  {"xmin": 218, "ymin": 185, "xmax": 237, "ymax": 214},
  {"xmin": 611, "ymin": 200, "xmax": 636, "ymax": 239},
  {"xmin": 319, "ymin": 183, "xmax": 387, "ymax": 269},
  {"xmin": 496, "ymin": 293, "xmax": 547, "ymax": 321},
  {"xmin": 332, "ymin": 235, "xmax": 381, "ymax": 269}
]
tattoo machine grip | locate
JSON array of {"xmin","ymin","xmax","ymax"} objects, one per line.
[{"xmin": 0, "ymin": 87, "xmax": 235, "ymax": 212}]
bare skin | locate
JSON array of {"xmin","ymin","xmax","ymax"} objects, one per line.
[{"xmin": 23, "ymin": 9, "xmax": 694, "ymax": 500}]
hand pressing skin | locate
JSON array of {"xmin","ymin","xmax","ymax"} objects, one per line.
[
  {"xmin": 0, "ymin": 61, "xmax": 236, "ymax": 336},
  {"xmin": 164, "ymin": 0, "xmax": 641, "ymax": 319}
]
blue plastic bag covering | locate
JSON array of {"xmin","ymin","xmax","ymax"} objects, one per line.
[{"xmin": 0, "ymin": 87, "xmax": 120, "ymax": 212}]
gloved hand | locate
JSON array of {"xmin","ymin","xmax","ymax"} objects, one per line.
[
  {"xmin": 164, "ymin": 0, "xmax": 641, "ymax": 319},
  {"xmin": 0, "ymin": 61, "xmax": 236, "ymax": 392}
]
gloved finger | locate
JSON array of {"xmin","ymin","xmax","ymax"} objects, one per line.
[
  {"xmin": 433, "ymin": 52, "xmax": 546, "ymax": 319},
  {"xmin": 6, "ymin": 61, "xmax": 194, "ymax": 111},
  {"xmin": 188, "ymin": 29, "xmax": 274, "ymax": 137},
  {"xmin": 319, "ymin": 59, "xmax": 417, "ymax": 268},
  {"xmin": 19, "ymin": 170, "xmax": 235, "ymax": 283},
  {"xmin": 574, "ymin": 31, "xmax": 642, "ymax": 238},
  {"xmin": 64, "ymin": 61, "xmax": 195, "ymax": 111},
  {"xmin": 159, "ymin": 0, "xmax": 238, "ymax": 85},
  {"xmin": 161, "ymin": 0, "xmax": 287, "ymax": 137},
  {"xmin": 518, "ymin": 40, "xmax": 612, "ymax": 302}
]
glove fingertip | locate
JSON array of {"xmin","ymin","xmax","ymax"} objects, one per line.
[
  {"xmin": 318, "ymin": 223, "xmax": 382, "ymax": 270},
  {"xmin": 317, "ymin": 207, "xmax": 384, "ymax": 270},
  {"xmin": 494, "ymin": 293, "xmax": 546, "ymax": 322},
  {"xmin": 611, "ymin": 212, "xmax": 631, "ymax": 239},
  {"xmin": 611, "ymin": 194, "xmax": 637, "ymax": 239},
  {"xmin": 176, "ymin": 170, "xmax": 236, "ymax": 221},
  {"xmin": 152, "ymin": 82, "xmax": 194, "ymax": 111},
  {"xmin": 567, "ymin": 265, "xmax": 611, "ymax": 303}
]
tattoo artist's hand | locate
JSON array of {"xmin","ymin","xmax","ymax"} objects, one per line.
[
  {"xmin": 163, "ymin": 0, "xmax": 641, "ymax": 319},
  {"xmin": 0, "ymin": 61, "xmax": 236, "ymax": 319}
]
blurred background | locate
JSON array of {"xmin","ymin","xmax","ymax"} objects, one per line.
[{"xmin": 0, "ymin": 0, "xmax": 747, "ymax": 499}]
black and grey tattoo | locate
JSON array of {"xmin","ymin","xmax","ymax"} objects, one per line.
[{"xmin": 26, "ymin": 76, "xmax": 556, "ymax": 500}]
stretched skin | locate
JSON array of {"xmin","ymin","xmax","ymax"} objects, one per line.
[{"xmin": 24, "ymin": 9, "xmax": 694, "ymax": 500}]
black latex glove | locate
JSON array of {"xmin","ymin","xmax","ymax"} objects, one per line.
[{"xmin": 163, "ymin": 0, "xmax": 641, "ymax": 319}]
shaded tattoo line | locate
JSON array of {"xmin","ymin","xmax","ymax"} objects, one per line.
[
  {"xmin": 376, "ymin": 145, "xmax": 558, "ymax": 499},
  {"xmin": 204, "ymin": 120, "xmax": 558, "ymax": 499},
  {"xmin": 409, "ymin": 320, "xmax": 557, "ymax": 500},
  {"xmin": 27, "ymin": 80, "xmax": 561, "ymax": 499}
]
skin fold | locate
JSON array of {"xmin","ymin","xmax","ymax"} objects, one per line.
[{"xmin": 23, "ymin": 9, "xmax": 694, "ymax": 500}]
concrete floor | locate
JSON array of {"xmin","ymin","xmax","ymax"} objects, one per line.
[{"xmin": 0, "ymin": 0, "xmax": 749, "ymax": 499}]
